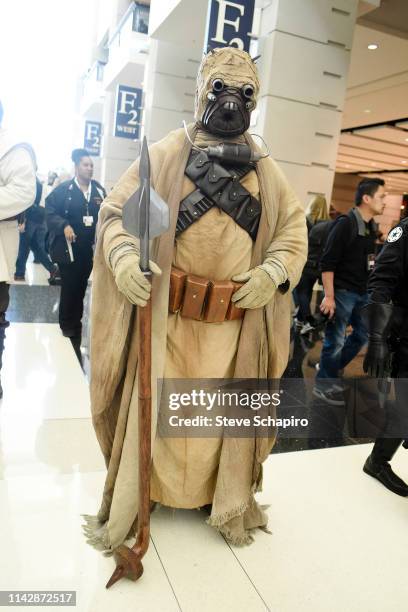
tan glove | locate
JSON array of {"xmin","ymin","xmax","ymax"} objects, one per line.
[
  {"xmin": 231, "ymin": 267, "xmax": 277, "ymax": 309},
  {"xmin": 114, "ymin": 251, "xmax": 161, "ymax": 307}
]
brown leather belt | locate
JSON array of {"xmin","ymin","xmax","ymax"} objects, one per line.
[{"xmin": 169, "ymin": 267, "xmax": 244, "ymax": 322}]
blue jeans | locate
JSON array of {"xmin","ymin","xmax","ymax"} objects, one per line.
[{"xmin": 316, "ymin": 289, "xmax": 368, "ymax": 387}]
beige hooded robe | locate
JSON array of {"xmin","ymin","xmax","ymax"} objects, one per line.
[{"xmin": 85, "ymin": 48, "xmax": 307, "ymax": 551}]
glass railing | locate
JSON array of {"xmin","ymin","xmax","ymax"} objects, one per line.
[
  {"xmin": 132, "ymin": 2, "xmax": 149, "ymax": 34},
  {"xmin": 92, "ymin": 60, "xmax": 105, "ymax": 82},
  {"xmin": 80, "ymin": 60, "xmax": 106, "ymax": 111},
  {"xmin": 107, "ymin": 1, "xmax": 150, "ymax": 50}
]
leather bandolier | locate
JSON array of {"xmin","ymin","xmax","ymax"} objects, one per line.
[
  {"xmin": 176, "ymin": 148, "xmax": 261, "ymax": 241},
  {"xmin": 171, "ymin": 146, "xmax": 264, "ymax": 322}
]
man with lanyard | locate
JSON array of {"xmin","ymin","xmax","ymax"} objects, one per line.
[
  {"xmin": 45, "ymin": 148, "xmax": 106, "ymax": 361},
  {"xmin": 313, "ymin": 178, "xmax": 386, "ymax": 405}
]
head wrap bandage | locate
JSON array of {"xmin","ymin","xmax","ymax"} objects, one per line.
[{"xmin": 195, "ymin": 47, "xmax": 260, "ymax": 137}]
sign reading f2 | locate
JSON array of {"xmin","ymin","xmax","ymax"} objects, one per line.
[
  {"xmin": 206, "ymin": 0, "xmax": 254, "ymax": 52},
  {"xmin": 115, "ymin": 85, "xmax": 143, "ymax": 139},
  {"xmin": 84, "ymin": 121, "xmax": 102, "ymax": 156}
]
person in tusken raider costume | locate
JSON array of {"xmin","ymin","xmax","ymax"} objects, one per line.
[{"xmin": 84, "ymin": 47, "xmax": 307, "ymax": 551}]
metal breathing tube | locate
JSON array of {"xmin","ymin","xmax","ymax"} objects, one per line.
[{"xmin": 182, "ymin": 121, "xmax": 270, "ymax": 165}]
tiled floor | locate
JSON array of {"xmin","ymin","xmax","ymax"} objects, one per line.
[{"xmin": 1, "ymin": 322, "xmax": 408, "ymax": 611}]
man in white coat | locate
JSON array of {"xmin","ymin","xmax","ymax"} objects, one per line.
[{"xmin": 0, "ymin": 100, "xmax": 36, "ymax": 396}]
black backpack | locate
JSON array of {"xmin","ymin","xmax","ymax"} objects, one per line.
[
  {"xmin": 26, "ymin": 178, "xmax": 45, "ymax": 224},
  {"xmin": 304, "ymin": 219, "xmax": 333, "ymax": 271}
]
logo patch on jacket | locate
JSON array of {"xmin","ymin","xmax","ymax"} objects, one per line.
[{"xmin": 387, "ymin": 226, "xmax": 403, "ymax": 243}]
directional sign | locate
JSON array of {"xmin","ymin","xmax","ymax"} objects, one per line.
[
  {"xmin": 206, "ymin": 0, "xmax": 255, "ymax": 52},
  {"xmin": 115, "ymin": 85, "xmax": 143, "ymax": 139}
]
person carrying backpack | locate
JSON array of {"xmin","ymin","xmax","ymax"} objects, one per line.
[
  {"xmin": 14, "ymin": 176, "xmax": 59, "ymax": 284},
  {"xmin": 313, "ymin": 178, "xmax": 386, "ymax": 405},
  {"xmin": 294, "ymin": 195, "xmax": 331, "ymax": 333}
]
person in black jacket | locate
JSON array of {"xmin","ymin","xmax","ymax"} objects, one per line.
[
  {"xmin": 362, "ymin": 217, "xmax": 408, "ymax": 496},
  {"xmin": 293, "ymin": 196, "xmax": 330, "ymax": 330},
  {"xmin": 14, "ymin": 177, "xmax": 59, "ymax": 283},
  {"xmin": 46, "ymin": 149, "xmax": 106, "ymax": 360},
  {"xmin": 313, "ymin": 178, "xmax": 385, "ymax": 405}
]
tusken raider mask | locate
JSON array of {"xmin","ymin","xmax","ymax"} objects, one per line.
[{"xmin": 194, "ymin": 47, "xmax": 260, "ymax": 137}]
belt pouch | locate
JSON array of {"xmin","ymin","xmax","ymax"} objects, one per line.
[
  {"xmin": 195, "ymin": 162, "xmax": 231, "ymax": 198},
  {"xmin": 235, "ymin": 196, "xmax": 261, "ymax": 226},
  {"xmin": 226, "ymin": 282, "xmax": 245, "ymax": 321},
  {"xmin": 203, "ymin": 280, "xmax": 234, "ymax": 322},
  {"xmin": 185, "ymin": 151, "xmax": 211, "ymax": 181},
  {"xmin": 218, "ymin": 179, "xmax": 249, "ymax": 214},
  {"xmin": 181, "ymin": 275, "xmax": 209, "ymax": 320},
  {"xmin": 169, "ymin": 268, "xmax": 188, "ymax": 313}
]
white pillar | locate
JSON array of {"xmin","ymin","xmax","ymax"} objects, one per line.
[
  {"xmin": 254, "ymin": 0, "xmax": 359, "ymax": 207},
  {"xmin": 143, "ymin": 39, "xmax": 201, "ymax": 144},
  {"xmin": 144, "ymin": 0, "xmax": 208, "ymax": 143}
]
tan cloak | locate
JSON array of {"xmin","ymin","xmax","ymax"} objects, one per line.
[{"xmin": 85, "ymin": 124, "xmax": 307, "ymax": 551}]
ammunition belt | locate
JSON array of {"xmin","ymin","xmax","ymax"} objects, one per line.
[
  {"xmin": 176, "ymin": 149, "xmax": 261, "ymax": 240},
  {"xmin": 168, "ymin": 266, "xmax": 244, "ymax": 323}
]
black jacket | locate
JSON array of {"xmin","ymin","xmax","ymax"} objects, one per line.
[
  {"xmin": 45, "ymin": 178, "xmax": 106, "ymax": 264},
  {"xmin": 304, "ymin": 219, "xmax": 333, "ymax": 273},
  {"xmin": 26, "ymin": 178, "xmax": 46, "ymax": 224},
  {"xmin": 368, "ymin": 217, "xmax": 408, "ymax": 307},
  {"xmin": 320, "ymin": 208, "xmax": 377, "ymax": 294}
]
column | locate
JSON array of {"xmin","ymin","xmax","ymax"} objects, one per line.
[
  {"xmin": 143, "ymin": 0, "xmax": 208, "ymax": 143},
  {"xmin": 254, "ymin": 0, "xmax": 359, "ymax": 206}
]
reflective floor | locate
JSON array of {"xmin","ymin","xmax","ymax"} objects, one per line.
[{"xmin": 1, "ymin": 261, "xmax": 407, "ymax": 611}]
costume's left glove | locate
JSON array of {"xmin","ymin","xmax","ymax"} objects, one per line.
[
  {"xmin": 231, "ymin": 267, "xmax": 277, "ymax": 309},
  {"xmin": 112, "ymin": 250, "xmax": 161, "ymax": 307},
  {"xmin": 361, "ymin": 302, "xmax": 393, "ymax": 378}
]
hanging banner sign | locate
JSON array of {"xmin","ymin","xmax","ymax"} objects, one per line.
[
  {"xmin": 205, "ymin": 0, "xmax": 255, "ymax": 52},
  {"xmin": 84, "ymin": 121, "xmax": 102, "ymax": 156},
  {"xmin": 114, "ymin": 85, "xmax": 143, "ymax": 139}
]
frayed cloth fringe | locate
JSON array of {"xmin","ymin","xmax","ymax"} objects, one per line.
[
  {"xmin": 221, "ymin": 528, "xmax": 254, "ymax": 547},
  {"xmin": 206, "ymin": 495, "xmax": 271, "ymax": 546},
  {"xmin": 206, "ymin": 498, "xmax": 250, "ymax": 529},
  {"xmin": 81, "ymin": 514, "xmax": 113, "ymax": 555},
  {"xmin": 206, "ymin": 498, "xmax": 253, "ymax": 546}
]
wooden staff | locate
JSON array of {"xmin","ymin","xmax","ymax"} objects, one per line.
[{"xmin": 106, "ymin": 136, "xmax": 169, "ymax": 589}]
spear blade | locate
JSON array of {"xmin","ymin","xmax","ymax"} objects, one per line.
[
  {"xmin": 138, "ymin": 137, "xmax": 150, "ymax": 272},
  {"xmin": 123, "ymin": 136, "xmax": 169, "ymax": 271}
]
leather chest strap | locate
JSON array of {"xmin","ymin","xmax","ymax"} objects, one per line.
[{"xmin": 176, "ymin": 149, "xmax": 261, "ymax": 240}]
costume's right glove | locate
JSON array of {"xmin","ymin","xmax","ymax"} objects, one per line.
[
  {"xmin": 361, "ymin": 302, "xmax": 393, "ymax": 378},
  {"xmin": 113, "ymin": 251, "xmax": 161, "ymax": 307}
]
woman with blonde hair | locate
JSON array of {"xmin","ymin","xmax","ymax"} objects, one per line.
[{"xmin": 306, "ymin": 194, "xmax": 330, "ymax": 229}]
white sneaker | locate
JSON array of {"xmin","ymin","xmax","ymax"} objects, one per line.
[
  {"xmin": 312, "ymin": 387, "xmax": 345, "ymax": 406},
  {"xmin": 300, "ymin": 321, "xmax": 315, "ymax": 335}
]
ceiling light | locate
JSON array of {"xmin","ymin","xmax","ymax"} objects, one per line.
[
  {"xmin": 368, "ymin": 43, "xmax": 379, "ymax": 50},
  {"xmin": 402, "ymin": 160, "xmax": 407, "ymax": 164},
  {"xmin": 405, "ymin": 138, "xmax": 408, "ymax": 142},
  {"xmin": 364, "ymin": 109, "xmax": 371, "ymax": 113}
]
